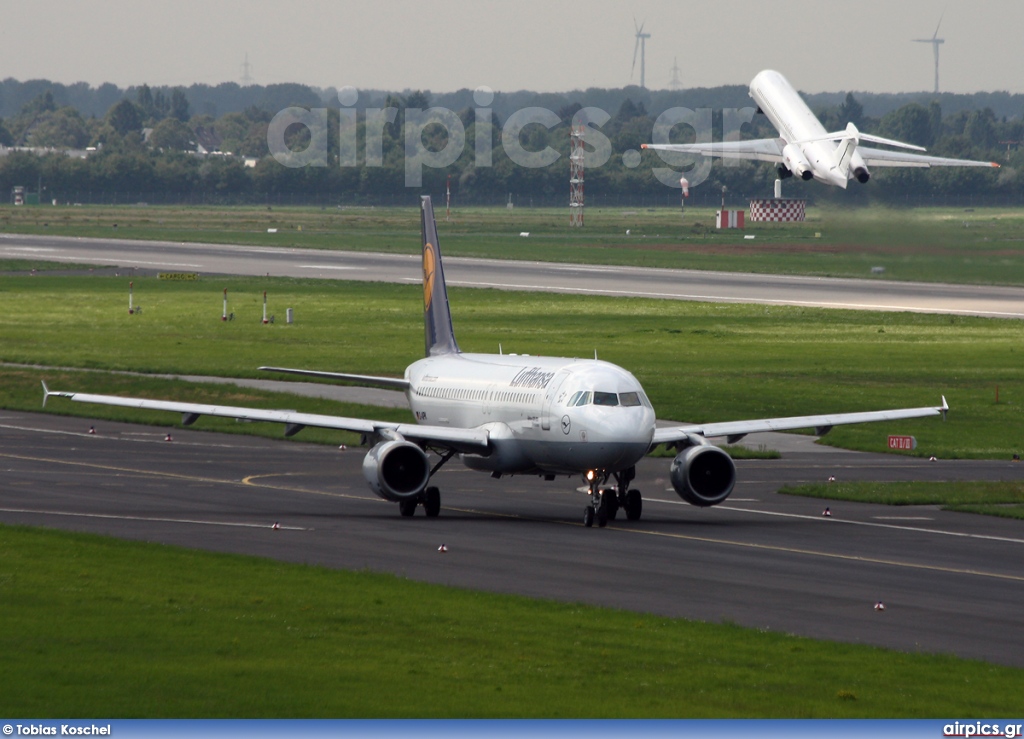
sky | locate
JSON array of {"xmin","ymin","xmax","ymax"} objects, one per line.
[{"xmin": 1, "ymin": 0, "xmax": 1021, "ymax": 95}]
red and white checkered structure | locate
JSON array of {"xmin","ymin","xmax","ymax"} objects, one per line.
[
  {"xmin": 716, "ymin": 209, "xmax": 744, "ymax": 229},
  {"xmin": 749, "ymin": 198, "xmax": 806, "ymax": 222}
]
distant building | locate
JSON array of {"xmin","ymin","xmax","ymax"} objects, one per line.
[
  {"xmin": 193, "ymin": 125, "xmax": 223, "ymax": 154},
  {"xmin": 0, "ymin": 144, "xmax": 91, "ymax": 159}
]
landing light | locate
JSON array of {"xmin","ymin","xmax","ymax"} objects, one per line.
[{"xmin": 585, "ymin": 470, "xmax": 596, "ymax": 482}]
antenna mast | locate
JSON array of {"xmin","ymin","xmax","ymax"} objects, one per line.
[
  {"xmin": 240, "ymin": 53, "xmax": 254, "ymax": 86},
  {"xmin": 569, "ymin": 124, "xmax": 585, "ymax": 227},
  {"xmin": 669, "ymin": 57, "xmax": 682, "ymax": 90}
]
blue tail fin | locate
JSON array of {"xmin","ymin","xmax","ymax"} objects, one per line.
[{"xmin": 420, "ymin": 196, "xmax": 460, "ymax": 356}]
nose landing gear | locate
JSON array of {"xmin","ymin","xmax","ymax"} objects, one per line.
[{"xmin": 582, "ymin": 466, "xmax": 642, "ymax": 527}]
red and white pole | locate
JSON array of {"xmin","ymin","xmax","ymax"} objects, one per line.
[
  {"xmin": 128, "ymin": 281, "xmax": 134, "ymax": 314},
  {"xmin": 222, "ymin": 288, "xmax": 228, "ymax": 321},
  {"xmin": 262, "ymin": 291, "xmax": 268, "ymax": 324}
]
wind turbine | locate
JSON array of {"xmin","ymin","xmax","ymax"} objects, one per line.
[
  {"xmin": 914, "ymin": 13, "xmax": 945, "ymax": 93},
  {"xmin": 631, "ymin": 18, "xmax": 651, "ymax": 89}
]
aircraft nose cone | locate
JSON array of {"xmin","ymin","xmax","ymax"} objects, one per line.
[{"xmin": 587, "ymin": 407, "xmax": 655, "ymax": 445}]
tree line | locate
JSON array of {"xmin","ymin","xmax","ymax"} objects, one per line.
[{"xmin": 0, "ymin": 81, "xmax": 1021, "ymax": 207}]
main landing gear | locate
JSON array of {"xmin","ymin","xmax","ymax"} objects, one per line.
[
  {"xmin": 398, "ymin": 486, "xmax": 441, "ymax": 518},
  {"xmin": 582, "ymin": 466, "xmax": 642, "ymax": 528},
  {"xmin": 397, "ymin": 449, "xmax": 454, "ymax": 518}
]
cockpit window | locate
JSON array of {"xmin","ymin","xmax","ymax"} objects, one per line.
[
  {"xmin": 568, "ymin": 390, "xmax": 648, "ymax": 407},
  {"xmin": 618, "ymin": 391, "xmax": 642, "ymax": 407}
]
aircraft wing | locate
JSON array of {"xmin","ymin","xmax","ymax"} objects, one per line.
[
  {"xmin": 259, "ymin": 366, "xmax": 411, "ymax": 390},
  {"xmin": 856, "ymin": 146, "xmax": 1000, "ymax": 170},
  {"xmin": 652, "ymin": 397, "xmax": 947, "ymax": 445},
  {"xmin": 642, "ymin": 139, "xmax": 784, "ymax": 163},
  {"xmin": 41, "ymin": 383, "xmax": 488, "ymax": 452}
]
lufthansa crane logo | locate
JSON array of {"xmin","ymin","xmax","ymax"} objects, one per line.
[
  {"xmin": 561, "ymin": 415, "xmax": 571, "ymax": 435},
  {"xmin": 423, "ymin": 243, "xmax": 436, "ymax": 310}
]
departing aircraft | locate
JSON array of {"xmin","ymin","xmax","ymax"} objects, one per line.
[
  {"xmin": 642, "ymin": 69, "xmax": 1000, "ymax": 188},
  {"xmin": 43, "ymin": 196, "xmax": 948, "ymax": 527}
]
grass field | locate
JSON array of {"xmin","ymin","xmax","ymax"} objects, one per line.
[
  {"xmin": 0, "ymin": 273, "xmax": 1021, "ymax": 460},
  {"xmin": 781, "ymin": 481, "xmax": 1024, "ymax": 520},
  {"xmin": 2, "ymin": 524, "xmax": 1021, "ymax": 717},
  {"xmin": 4, "ymin": 202, "xmax": 1024, "ymax": 285}
]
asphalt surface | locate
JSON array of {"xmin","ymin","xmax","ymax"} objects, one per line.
[
  {"xmin": 2, "ymin": 409, "xmax": 1023, "ymax": 668},
  {"xmin": 3, "ymin": 232, "xmax": 1024, "ymax": 318}
]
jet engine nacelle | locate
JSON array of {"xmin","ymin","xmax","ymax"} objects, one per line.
[
  {"xmin": 781, "ymin": 143, "xmax": 814, "ymax": 181},
  {"xmin": 362, "ymin": 439, "xmax": 430, "ymax": 502},
  {"xmin": 670, "ymin": 443, "xmax": 736, "ymax": 507},
  {"xmin": 853, "ymin": 166, "xmax": 870, "ymax": 184}
]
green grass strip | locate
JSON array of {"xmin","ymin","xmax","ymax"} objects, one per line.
[
  {"xmin": 780, "ymin": 481, "xmax": 1024, "ymax": 520},
  {"xmin": 1, "ymin": 273, "xmax": 1022, "ymax": 459},
  {"xmin": 1, "ymin": 524, "xmax": 1021, "ymax": 717}
]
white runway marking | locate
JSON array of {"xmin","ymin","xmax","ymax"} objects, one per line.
[
  {"xmin": 298, "ymin": 265, "xmax": 366, "ymax": 270},
  {"xmin": 440, "ymin": 280, "xmax": 1024, "ymax": 319},
  {"xmin": 647, "ymin": 496, "xmax": 1024, "ymax": 544},
  {"xmin": 0, "ymin": 422, "xmax": 251, "ymax": 448},
  {"xmin": 874, "ymin": 516, "xmax": 936, "ymax": 521},
  {"xmin": 0, "ymin": 507, "xmax": 307, "ymax": 531},
  {"xmin": 32, "ymin": 256, "xmax": 206, "ymax": 269}
]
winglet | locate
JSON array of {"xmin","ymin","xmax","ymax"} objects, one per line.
[
  {"xmin": 420, "ymin": 196, "xmax": 460, "ymax": 357},
  {"xmin": 941, "ymin": 395, "xmax": 949, "ymax": 421},
  {"xmin": 41, "ymin": 380, "xmax": 73, "ymax": 408}
]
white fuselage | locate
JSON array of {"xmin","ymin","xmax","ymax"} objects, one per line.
[
  {"xmin": 749, "ymin": 69, "xmax": 865, "ymax": 187},
  {"xmin": 405, "ymin": 353, "xmax": 656, "ymax": 476}
]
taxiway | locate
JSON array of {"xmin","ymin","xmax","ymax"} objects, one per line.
[{"xmin": 2, "ymin": 410, "xmax": 1022, "ymax": 667}]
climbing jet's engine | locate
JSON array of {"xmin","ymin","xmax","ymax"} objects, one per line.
[{"xmin": 782, "ymin": 143, "xmax": 814, "ymax": 181}]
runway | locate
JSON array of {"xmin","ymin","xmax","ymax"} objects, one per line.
[
  {"xmin": 3, "ymin": 232, "xmax": 1024, "ymax": 318},
  {"xmin": 2, "ymin": 409, "xmax": 1023, "ymax": 667}
]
